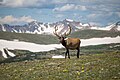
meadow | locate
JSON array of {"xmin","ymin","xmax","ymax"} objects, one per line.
[
  {"xmin": 0, "ymin": 43, "xmax": 120, "ymax": 80},
  {"xmin": 0, "ymin": 51, "xmax": 120, "ymax": 80},
  {"xmin": 0, "ymin": 30, "xmax": 120, "ymax": 80}
]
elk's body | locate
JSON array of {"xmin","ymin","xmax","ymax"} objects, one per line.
[
  {"xmin": 54, "ymin": 25, "xmax": 81, "ymax": 59},
  {"xmin": 64, "ymin": 38, "xmax": 80, "ymax": 50}
]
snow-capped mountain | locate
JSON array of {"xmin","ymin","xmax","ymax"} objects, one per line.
[
  {"xmin": 0, "ymin": 21, "xmax": 53, "ymax": 34},
  {"xmin": 0, "ymin": 19, "xmax": 91, "ymax": 34},
  {"xmin": 90, "ymin": 21, "xmax": 120, "ymax": 31},
  {"xmin": 53, "ymin": 19, "xmax": 92, "ymax": 31},
  {"xmin": 0, "ymin": 19, "xmax": 120, "ymax": 35},
  {"xmin": 108, "ymin": 21, "xmax": 120, "ymax": 31}
]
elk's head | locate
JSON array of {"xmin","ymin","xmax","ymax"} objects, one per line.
[{"xmin": 53, "ymin": 24, "xmax": 71, "ymax": 43}]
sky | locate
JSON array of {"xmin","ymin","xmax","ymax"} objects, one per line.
[{"xmin": 0, "ymin": 0, "xmax": 120, "ymax": 26}]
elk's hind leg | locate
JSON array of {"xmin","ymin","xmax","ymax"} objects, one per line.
[
  {"xmin": 67, "ymin": 49, "xmax": 70, "ymax": 59},
  {"xmin": 77, "ymin": 47, "xmax": 80, "ymax": 58}
]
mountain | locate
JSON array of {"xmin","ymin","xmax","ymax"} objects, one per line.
[
  {"xmin": 53, "ymin": 19, "xmax": 92, "ymax": 31},
  {"xmin": 109, "ymin": 21, "xmax": 120, "ymax": 32},
  {"xmin": 92, "ymin": 21, "xmax": 120, "ymax": 31},
  {"xmin": 0, "ymin": 19, "xmax": 91, "ymax": 34},
  {"xmin": 0, "ymin": 21, "xmax": 53, "ymax": 34},
  {"xmin": 0, "ymin": 19, "xmax": 120, "ymax": 35}
]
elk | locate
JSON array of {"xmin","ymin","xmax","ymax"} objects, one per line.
[{"xmin": 53, "ymin": 24, "xmax": 81, "ymax": 59}]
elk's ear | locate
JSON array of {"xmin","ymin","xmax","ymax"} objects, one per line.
[
  {"xmin": 58, "ymin": 37, "xmax": 61, "ymax": 39},
  {"xmin": 64, "ymin": 36, "xmax": 67, "ymax": 38}
]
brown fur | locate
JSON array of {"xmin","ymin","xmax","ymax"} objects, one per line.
[
  {"xmin": 59, "ymin": 37, "xmax": 81, "ymax": 59},
  {"xmin": 65, "ymin": 38, "xmax": 80, "ymax": 49},
  {"xmin": 53, "ymin": 25, "xmax": 81, "ymax": 59}
]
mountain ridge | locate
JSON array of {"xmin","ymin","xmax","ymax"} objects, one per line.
[{"xmin": 0, "ymin": 19, "xmax": 120, "ymax": 34}]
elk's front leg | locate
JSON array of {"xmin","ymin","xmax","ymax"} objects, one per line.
[
  {"xmin": 65, "ymin": 49, "xmax": 70, "ymax": 59},
  {"xmin": 65, "ymin": 49, "xmax": 67, "ymax": 59}
]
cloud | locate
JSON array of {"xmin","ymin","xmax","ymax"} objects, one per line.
[
  {"xmin": 0, "ymin": 15, "xmax": 36, "ymax": 24},
  {"xmin": 51, "ymin": 0, "xmax": 68, "ymax": 4},
  {"xmin": 53, "ymin": 4, "xmax": 87, "ymax": 11},
  {"xmin": 87, "ymin": 14, "xmax": 97, "ymax": 19},
  {"xmin": 89, "ymin": 22, "xmax": 102, "ymax": 26},
  {"xmin": 1, "ymin": 0, "xmax": 119, "ymax": 12},
  {"xmin": 87, "ymin": 13, "xmax": 105, "ymax": 19},
  {"xmin": 19, "ymin": 16, "xmax": 36, "ymax": 22},
  {"xmin": 115, "ymin": 12, "xmax": 120, "ymax": 17},
  {"xmin": 86, "ymin": 12, "xmax": 114, "ymax": 19},
  {"xmin": 0, "ymin": 0, "xmax": 119, "ymax": 26},
  {"xmin": 86, "ymin": 11, "xmax": 120, "ymax": 26},
  {"xmin": 87, "ymin": 5, "xmax": 109, "ymax": 12},
  {"xmin": 1, "ymin": 0, "xmax": 47, "ymax": 8},
  {"xmin": 53, "ymin": 4, "xmax": 75, "ymax": 12},
  {"xmin": 55, "ymin": 14, "xmax": 64, "ymax": 18}
]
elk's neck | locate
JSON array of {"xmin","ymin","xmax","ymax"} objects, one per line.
[{"xmin": 60, "ymin": 38, "xmax": 66, "ymax": 47}]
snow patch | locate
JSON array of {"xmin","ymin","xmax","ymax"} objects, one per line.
[
  {"xmin": 81, "ymin": 36, "xmax": 120, "ymax": 46},
  {"xmin": 1, "ymin": 49, "xmax": 8, "ymax": 58},
  {"xmin": 52, "ymin": 55, "xmax": 65, "ymax": 58},
  {"xmin": 1, "ymin": 24, "xmax": 6, "ymax": 31},
  {"xmin": 0, "ymin": 40, "xmax": 63, "ymax": 52},
  {"xmin": 82, "ymin": 23, "xmax": 89, "ymax": 27},
  {"xmin": 117, "ymin": 25, "xmax": 120, "ymax": 30},
  {"xmin": 66, "ymin": 19, "xmax": 73, "ymax": 22},
  {"xmin": 0, "ymin": 36, "xmax": 120, "ymax": 58},
  {"xmin": 91, "ymin": 26, "xmax": 98, "ymax": 30},
  {"xmin": 5, "ymin": 48, "xmax": 16, "ymax": 57}
]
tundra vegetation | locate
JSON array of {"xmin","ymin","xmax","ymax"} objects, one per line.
[
  {"xmin": 0, "ymin": 43, "xmax": 120, "ymax": 80},
  {"xmin": 0, "ymin": 30, "xmax": 120, "ymax": 80}
]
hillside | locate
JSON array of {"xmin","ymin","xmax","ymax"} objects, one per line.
[
  {"xmin": 0, "ymin": 31, "xmax": 58, "ymax": 44},
  {"xmin": 0, "ymin": 51, "xmax": 119, "ymax": 80},
  {"xmin": 0, "ymin": 30, "xmax": 119, "ymax": 80},
  {"xmin": 70, "ymin": 29, "xmax": 120, "ymax": 39},
  {"xmin": 0, "ymin": 30, "xmax": 120, "ymax": 44}
]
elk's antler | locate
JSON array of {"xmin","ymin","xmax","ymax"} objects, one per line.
[
  {"xmin": 53, "ymin": 24, "xmax": 71, "ymax": 37},
  {"xmin": 53, "ymin": 25, "xmax": 61, "ymax": 38},
  {"xmin": 63, "ymin": 24, "xmax": 71, "ymax": 36}
]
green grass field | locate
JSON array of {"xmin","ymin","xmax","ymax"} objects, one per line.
[
  {"xmin": 0, "ymin": 43, "xmax": 120, "ymax": 80},
  {"xmin": 0, "ymin": 51, "xmax": 120, "ymax": 80},
  {"xmin": 0, "ymin": 30, "xmax": 120, "ymax": 80}
]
